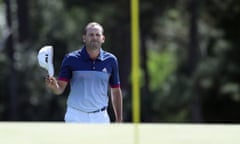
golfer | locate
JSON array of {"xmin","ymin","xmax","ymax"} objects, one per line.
[{"xmin": 45, "ymin": 22, "xmax": 123, "ymax": 123}]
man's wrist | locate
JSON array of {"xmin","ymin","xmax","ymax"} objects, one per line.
[{"xmin": 115, "ymin": 117, "xmax": 123, "ymax": 122}]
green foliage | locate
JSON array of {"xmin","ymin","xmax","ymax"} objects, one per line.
[{"xmin": 148, "ymin": 50, "xmax": 176, "ymax": 91}]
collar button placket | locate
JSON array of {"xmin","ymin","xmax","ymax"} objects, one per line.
[{"xmin": 92, "ymin": 61, "xmax": 96, "ymax": 70}]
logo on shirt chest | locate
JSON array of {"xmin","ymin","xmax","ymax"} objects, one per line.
[{"xmin": 102, "ymin": 67, "xmax": 107, "ymax": 73}]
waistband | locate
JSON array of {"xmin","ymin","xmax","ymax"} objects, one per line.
[
  {"xmin": 68, "ymin": 106, "xmax": 107, "ymax": 113},
  {"xmin": 88, "ymin": 106, "xmax": 107, "ymax": 113}
]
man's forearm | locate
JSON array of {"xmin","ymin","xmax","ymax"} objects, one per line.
[
  {"xmin": 111, "ymin": 88, "xmax": 123, "ymax": 122},
  {"xmin": 51, "ymin": 86, "xmax": 63, "ymax": 95}
]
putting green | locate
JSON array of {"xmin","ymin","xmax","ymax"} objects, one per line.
[{"xmin": 0, "ymin": 123, "xmax": 239, "ymax": 144}]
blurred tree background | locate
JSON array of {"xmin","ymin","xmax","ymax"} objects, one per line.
[{"xmin": 0, "ymin": 0, "xmax": 240, "ymax": 123}]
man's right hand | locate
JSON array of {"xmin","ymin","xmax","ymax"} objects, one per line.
[
  {"xmin": 45, "ymin": 76, "xmax": 59, "ymax": 89},
  {"xmin": 45, "ymin": 76, "xmax": 68, "ymax": 95}
]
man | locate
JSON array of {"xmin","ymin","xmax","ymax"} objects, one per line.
[{"xmin": 45, "ymin": 22, "xmax": 123, "ymax": 123}]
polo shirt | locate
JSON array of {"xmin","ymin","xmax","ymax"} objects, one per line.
[{"xmin": 58, "ymin": 47, "xmax": 120, "ymax": 112}]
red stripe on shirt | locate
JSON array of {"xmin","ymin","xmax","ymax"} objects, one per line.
[
  {"xmin": 58, "ymin": 77, "xmax": 70, "ymax": 82},
  {"xmin": 110, "ymin": 84, "xmax": 120, "ymax": 88}
]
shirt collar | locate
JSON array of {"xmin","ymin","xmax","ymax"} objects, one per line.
[{"xmin": 81, "ymin": 46, "xmax": 104, "ymax": 61}]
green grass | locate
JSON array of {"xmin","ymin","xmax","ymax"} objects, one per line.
[{"xmin": 0, "ymin": 123, "xmax": 240, "ymax": 144}]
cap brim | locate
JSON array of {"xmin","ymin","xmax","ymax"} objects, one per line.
[
  {"xmin": 47, "ymin": 47, "xmax": 54, "ymax": 76},
  {"xmin": 37, "ymin": 45, "xmax": 55, "ymax": 76}
]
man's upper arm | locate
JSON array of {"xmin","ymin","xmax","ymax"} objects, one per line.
[{"xmin": 109, "ymin": 57, "xmax": 120, "ymax": 88}]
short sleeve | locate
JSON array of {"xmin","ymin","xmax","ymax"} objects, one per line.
[
  {"xmin": 109, "ymin": 57, "xmax": 120, "ymax": 88},
  {"xmin": 58, "ymin": 55, "xmax": 72, "ymax": 82}
]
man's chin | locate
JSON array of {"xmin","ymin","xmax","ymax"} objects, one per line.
[
  {"xmin": 86, "ymin": 43, "xmax": 101, "ymax": 50},
  {"xmin": 88, "ymin": 46, "xmax": 99, "ymax": 50}
]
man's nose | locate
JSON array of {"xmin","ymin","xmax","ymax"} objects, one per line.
[{"xmin": 92, "ymin": 35, "xmax": 99, "ymax": 40}]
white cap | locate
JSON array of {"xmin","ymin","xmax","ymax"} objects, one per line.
[{"xmin": 37, "ymin": 45, "xmax": 54, "ymax": 76}]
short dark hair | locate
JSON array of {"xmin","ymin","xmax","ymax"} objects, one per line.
[{"xmin": 84, "ymin": 22, "xmax": 104, "ymax": 35}]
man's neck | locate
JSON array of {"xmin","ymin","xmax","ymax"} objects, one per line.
[{"xmin": 86, "ymin": 47, "xmax": 100, "ymax": 60}]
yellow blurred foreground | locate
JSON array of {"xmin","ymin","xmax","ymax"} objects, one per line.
[{"xmin": 0, "ymin": 122, "xmax": 240, "ymax": 144}]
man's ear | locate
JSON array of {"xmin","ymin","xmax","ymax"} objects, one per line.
[{"xmin": 102, "ymin": 35, "xmax": 105, "ymax": 43}]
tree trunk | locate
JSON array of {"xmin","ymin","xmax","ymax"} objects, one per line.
[
  {"xmin": 140, "ymin": 32, "xmax": 151, "ymax": 122},
  {"xmin": 5, "ymin": 0, "xmax": 18, "ymax": 120},
  {"xmin": 17, "ymin": 0, "xmax": 30, "ymax": 42},
  {"xmin": 188, "ymin": 0, "xmax": 203, "ymax": 122}
]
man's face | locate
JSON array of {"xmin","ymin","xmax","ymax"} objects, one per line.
[{"xmin": 83, "ymin": 26, "xmax": 105, "ymax": 50}]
